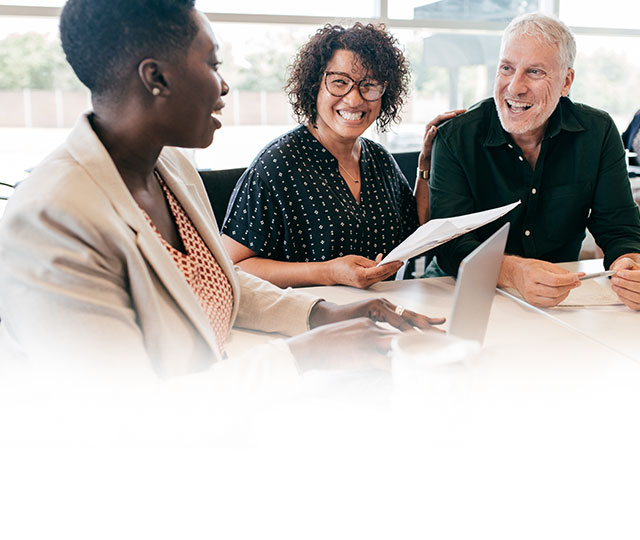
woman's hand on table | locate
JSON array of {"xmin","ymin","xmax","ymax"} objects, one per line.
[
  {"xmin": 326, "ymin": 254, "xmax": 402, "ymax": 288},
  {"xmin": 610, "ymin": 256, "xmax": 640, "ymax": 311},
  {"xmin": 287, "ymin": 318, "xmax": 396, "ymax": 372},
  {"xmin": 290, "ymin": 299, "xmax": 445, "ymax": 371},
  {"xmin": 309, "ymin": 298, "xmax": 446, "ymax": 331}
]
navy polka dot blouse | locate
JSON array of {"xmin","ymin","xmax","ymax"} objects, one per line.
[{"xmin": 222, "ymin": 125, "xmax": 419, "ymax": 263}]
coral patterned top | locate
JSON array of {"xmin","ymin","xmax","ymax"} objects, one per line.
[{"xmin": 141, "ymin": 172, "xmax": 233, "ymax": 356}]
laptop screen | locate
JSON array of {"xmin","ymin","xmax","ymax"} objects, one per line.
[{"xmin": 448, "ymin": 223, "xmax": 510, "ymax": 344}]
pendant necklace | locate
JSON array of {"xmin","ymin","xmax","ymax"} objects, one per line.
[
  {"xmin": 338, "ymin": 162, "xmax": 360, "ymax": 184},
  {"xmin": 311, "ymin": 125, "xmax": 361, "ymax": 184}
]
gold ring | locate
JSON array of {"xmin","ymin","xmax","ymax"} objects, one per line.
[{"xmin": 394, "ymin": 305, "xmax": 405, "ymax": 317}]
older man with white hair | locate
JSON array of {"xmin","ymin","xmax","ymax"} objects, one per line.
[{"xmin": 429, "ymin": 12, "xmax": 640, "ymax": 310}]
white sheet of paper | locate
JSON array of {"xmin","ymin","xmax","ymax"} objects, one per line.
[
  {"xmin": 504, "ymin": 278, "xmax": 622, "ymax": 307},
  {"xmin": 378, "ymin": 200, "xmax": 521, "ymax": 265},
  {"xmin": 559, "ymin": 278, "xmax": 622, "ymax": 306}
]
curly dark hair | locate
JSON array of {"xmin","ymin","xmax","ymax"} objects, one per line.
[
  {"xmin": 286, "ymin": 23, "xmax": 410, "ymax": 132},
  {"xmin": 60, "ymin": 0, "xmax": 198, "ymax": 97}
]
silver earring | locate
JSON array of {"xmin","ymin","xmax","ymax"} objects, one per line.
[{"xmin": 152, "ymin": 88, "xmax": 160, "ymax": 96}]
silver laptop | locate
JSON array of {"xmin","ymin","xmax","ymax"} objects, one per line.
[{"xmin": 448, "ymin": 222, "xmax": 510, "ymax": 344}]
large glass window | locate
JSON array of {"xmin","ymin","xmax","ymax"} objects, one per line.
[
  {"xmin": 0, "ymin": 14, "xmax": 80, "ymax": 216},
  {"xmin": 198, "ymin": 0, "xmax": 377, "ymax": 18},
  {"xmin": 196, "ymin": 22, "xmax": 315, "ymax": 170},
  {"xmin": 1, "ymin": 1, "xmax": 639, "ymax": 217},
  {"xmin": 560, "ymin": 0, "xmax": 640, "ymax": 29},
  {"xmin": 571, "ymin": 35, "xmax": 640, "ymax": 130},
  {"xmin": 389, "ymin": 0, "xmax": 542, "ymax": 22},
  {"xmin": 1, "ymin": 0, "xmax": 63, "ymax": 5}
]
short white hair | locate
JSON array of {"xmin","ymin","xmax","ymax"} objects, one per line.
[{"xmin": 502, "ymin": 12, "xmax": 576, "ymax": 70}]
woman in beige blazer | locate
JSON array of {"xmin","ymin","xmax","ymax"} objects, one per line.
[{"xmin": 0, "ymin": 0, "xmax": 444, "ymax": 381}]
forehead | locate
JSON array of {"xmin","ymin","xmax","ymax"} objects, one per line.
[
  {"xmin": 500, "ymin": 34, "xmax": 560, "ymax": 68},
  {"xmin": 191, "ymin": 11, "xmax": 218, "ymax": 55},
  {"xmin": 325, "ymin": 49, "xmax": 366, "ymax": 76}
]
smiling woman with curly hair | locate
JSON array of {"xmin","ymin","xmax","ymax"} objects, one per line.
[
  {"xmin": 287, "ymin": 23, "xmax": 409, "ymax": 133},
  {"xmin": 222, "ymin": 23, "xmax": 462, "ymax": 289}
]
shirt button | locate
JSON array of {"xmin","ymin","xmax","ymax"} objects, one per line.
[
  {"xmin": 531, "ymin": 188, "xmax": 537, "ymax": 194},
  {"xmin": 518, "ymin": 156, "xmax": 524, "ymax": 162},
  {"xmin": 508, "ymin": 144, "xmax": 513, "ymax": 149},
  {"xmin": 524, "ymin": 230, "xmax": 531, "ymax": 237}
]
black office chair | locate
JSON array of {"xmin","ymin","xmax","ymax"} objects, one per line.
[
  {"xmin": 198, "ymin": 168, "xmax": 246, "ymax": 229},
  {"xmin": 0, "ymin": 181, "xmax": 16, "ymax": 201},
  {"xmin": 391, "ymin": 150, "xmax": 419, "ymax": 188},
  {"xmin": 198, "ymin": 155, "xmax": 428, "ymax": 278}
]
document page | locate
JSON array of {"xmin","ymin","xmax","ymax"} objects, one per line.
[
  {"xmin": 558, "ymin": 278, "xmax": 622, "ymax": 306},
  {"xmin": 503, "ymin": 278, "xmax": 622, "ymax": 307},
  {"xmin": 378, "ymin": 200, "xmax": 521, "ymax": 265}
]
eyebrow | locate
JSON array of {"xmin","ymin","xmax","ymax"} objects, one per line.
[
  {"xmin": 499, "ymin": 58, "xmax": 549, "ymax": 70},
  {"xmin": 326, "ymin": 71, "xmax": 375, "ymax": 80}
]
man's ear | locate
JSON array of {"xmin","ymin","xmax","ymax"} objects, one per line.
[
  {"xmin": 561, "ymin": 67, "xmax": 575, "ymax": 97},
  {"xmin": 138, "ymin": 58, "xmax": 169, "ymax": 97}
]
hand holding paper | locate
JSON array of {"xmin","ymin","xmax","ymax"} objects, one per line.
[{"xmin": 378, "ymin": 200, "xmax": 521, "ymax": 265}]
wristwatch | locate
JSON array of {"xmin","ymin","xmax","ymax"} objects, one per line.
[{"xmin": 416, "ymin": 167, "xmax": 429, "ymax": 180}]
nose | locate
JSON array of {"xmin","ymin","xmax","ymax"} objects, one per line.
[
  {"xmin": 507, "ymin": 70, "xmax": 527, "ymax": 96},
  {"xmin": 342, "ymin": 84, "xmax": 364, "ymax": 106},
  {"xmin": 220, "ymin": 76, "xmax": 230, "ymax": 97}
]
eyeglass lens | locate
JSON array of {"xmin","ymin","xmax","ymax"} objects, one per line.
[{"xmin": 324, "ymin": 73, "xmax": 385, "ymax": 101}]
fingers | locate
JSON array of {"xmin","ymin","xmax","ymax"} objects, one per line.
[
  {"xmin": 330, "ymin": 255, "xmax": 389, "ymax": 287},
  {"xmin": 422, "ymin": 125, "xmax": 438, "ymax": 154},
  {"xmin": 288, "ymin": 317, "xmax": 396, "ymax": 372},
  {"xmin": 613, "ymin": 268, "xmax": 640, "ymax": 282},
  {"xmin": 426, "ymin": 109, "xmax": 466, "ymax": 130},
  {"xmin": 348, "ymin": 255, "xmax": 378, "ymax": 268},
  {"xmin": 363, "ymin": 298, "xmax": 446, "ymax": 332},
  {"xmin": 533, "ymin": 268, "xmax": 582, "ymax": 287},
  {"xmin": 354, "ymin": 262, "xmax": 402, "ymax": 289},
  {"xmin": 420, "ymin": 109, "xmax": 467, "ymax": 168},
  {"xmin": 611, "ymin": 257, "xmax": 640, "ymax": 272},
  {"xmin": 611, "ymin": 285, "xmax": 640, "ymax": 310},
  {"xmin": 520, "ymin": 280, "xmax": 578, "ymax": 307},
  {"xmin": 611, "ymin": 270, "xmax": 640, "ymax": 310},
  {"xmin": 512, "ymin": 260, "xmax": 582, "ymax": 307},
  {"xmin": 400, "ymin": 309, "xmax": 446, "ymax": 333}
]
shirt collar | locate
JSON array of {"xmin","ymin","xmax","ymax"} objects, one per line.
[{"xmin": 484, "ymin": 96, "xmax": 586, "ymax": 148}]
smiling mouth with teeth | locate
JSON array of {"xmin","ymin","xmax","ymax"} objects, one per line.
[
  {"xmin": 506, "ymin": 100, "xmax": 533, "ymax": 112},
  {"xmin": 338, "ymin": 110, "xmax": 365, "ymax": 121}
]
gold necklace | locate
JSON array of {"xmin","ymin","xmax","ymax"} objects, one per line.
[
  {"xmin": 338, "ymin": 162, "xmax": 360, "ymax": 184},
  {"xmin": 309, "ymin": 125, "xmax": 361, "ymax": 184}
]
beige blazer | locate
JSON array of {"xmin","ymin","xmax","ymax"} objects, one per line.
[{"xmin": 0, "ymin": 114, "xmax": 319, "ymax": 378}]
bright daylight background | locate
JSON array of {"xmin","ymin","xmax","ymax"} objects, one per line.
[{"xmin": 1, "ymin": 0, "xmax": 640, "ymax": 216}]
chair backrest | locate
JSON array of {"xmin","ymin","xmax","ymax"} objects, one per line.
[
  {"xmin": 0, "ymin": 181, "xmax": 16, "ymax": 201},
  {"xmin": 198, "ymin": 168, "xmax": 246, "ymax": 229},
  {"xmin": 198, "ymin": 153, "xmax": 417, "ymax": 230},
  {"xmin": 391, "ymin": 151, "xmax": 420, "ymax": 188}
]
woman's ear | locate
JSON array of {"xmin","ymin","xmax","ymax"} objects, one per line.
[{"xmin": 138, "ymin": 58, "xmax": 169, "ymax": 98}]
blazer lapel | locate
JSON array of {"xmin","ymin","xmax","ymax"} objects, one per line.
[
  {"xmin": 64, "ymin": 115, "xmax": 220, "ymax": 354},
  {"xmin": 156, "ymin": 153, "xmax": 241, "ymax": 320}
]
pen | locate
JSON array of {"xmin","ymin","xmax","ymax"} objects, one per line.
[{"xmin": 579, "ymin": 270, "xmax": 615, "ymax": 281}]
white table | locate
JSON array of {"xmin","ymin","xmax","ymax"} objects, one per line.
[
  {"xmin": 226, "ymin": 260, "xmax": 640, "ymax": 436},
  {"xmin": 228, "ymin": 260, "xmax": 637, "ymax": 364},
  {"xmin": 224, "ymin": 265, "xmax": 640, "ymax": 539},
  {"xmin": 537, "ymin": 259, "xmax": 639, "ymax": 362}
]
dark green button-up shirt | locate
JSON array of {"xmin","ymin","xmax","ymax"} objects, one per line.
[{"xmin": 430, "ymin": 97, "xmax": 640, "ymax": 274}]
